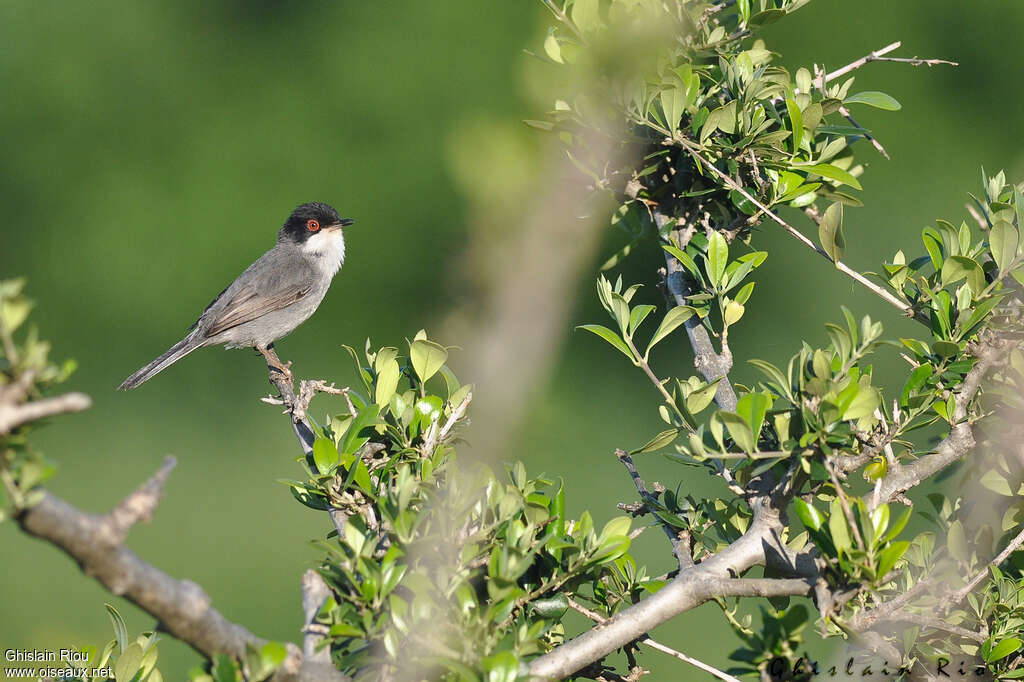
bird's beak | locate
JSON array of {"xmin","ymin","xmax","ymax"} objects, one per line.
[{"xmin": 325, "ymin": 218, "xmax": 353, "ymax": 231}]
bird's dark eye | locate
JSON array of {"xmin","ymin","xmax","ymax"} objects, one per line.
[{"xmin": 306, "ymin": 219, "xmax": 320, "ymax": 232}]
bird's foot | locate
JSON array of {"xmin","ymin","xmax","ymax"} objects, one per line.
[{"xmin": 257, "ymin": 345, "xmax": 294, "ymax": 384}]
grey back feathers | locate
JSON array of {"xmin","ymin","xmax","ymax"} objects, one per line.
[{"xmin": 117, "ymin": 202, "xmax": 348, "ymax": 390}]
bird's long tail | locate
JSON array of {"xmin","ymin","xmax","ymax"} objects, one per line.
[{"xmin": 117, "ymin": 334, "xmax": 203, "ymax": 390}]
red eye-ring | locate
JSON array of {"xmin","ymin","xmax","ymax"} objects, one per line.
[{"xmin": 306, "ymin": 219, "xmax": 320, "ymax": 232}]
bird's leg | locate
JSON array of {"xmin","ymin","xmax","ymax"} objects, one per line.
[{"xmin": 257, "ymin": 344, "xmax": 293, "ymax": 384}]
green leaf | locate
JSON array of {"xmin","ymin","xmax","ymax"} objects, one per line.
[
  {"xmin": 947, "ymin": 519, "xmax": 968, "ymax": 562},
  {"xmin": 105, "ymin": 604, "xmax": 129, "ymax": 654},
  {"xmin": 543, "ymin": 29, "xmax": 563, "ymax": 64},
  {"xmin": 570, "ymin": 0, "xmax": 600, "ymax": 33},
  {"xmin": 828, "ymin": 497, "xmax": 852, "ymax": 555},
  {"xmin": 818, "ymin": 202, "xmax": 845, "ymax": 263},
  {"xmin": 114, "ymin": 642, "xmax": 145, "ymax": 682},
  {"xmin": 662, "ymin": 244, "xmax": 702, "ymax": 279},
  {"xmin": 804, "ymin": 163, "xmax": 862, "ymax": 191},
  {"xmin": 980, "ymin": 469, "xmax": 1014, "ymax": 496},
  {"xmin": 870, "ymin": 503, "xmax": 890, "ymax": 543},
  {"xmin": 628, "ymin": 304, "xmax": 656, "ymax": 335},
  {"xmin": 786, "ymin": 98, "xmax": 803, "ymax": 153},
  {"xmin": 410, "ymin": 339, "xmax": 448, "ymax": 383},
  {"xmin": 631, "ymin": 428, "xmax": 680, "ymax": 455},
  {"xmin": 578, "ymin": 324, "xmax": 634, "ymax": 360},
  {"xmin": 736, "ymin": 392, "xmax": 770, "ymax": 439},
  {"xmin": 685, "ymin": 380, "xmax": 719, "ymax": 414},
  {"xmin": 719, "ymin": 411, "xmax": 756, "ymax": 453},
  {"xmin": 340, "ymin": 404, "xmax": 381, "ymax": 457},
  {"xmin": 645, "ymin": 306, "xmax": 694, "ymax": 355},
  {"xmin": 985, "ymin": 637, "xmax": 1022, "ymax": 663},
  {"xmin": 843, "ymin": 385, "xmax": 879, "ymax": 421},
  {"xmin": 660, "ymin": 85, "xmax": 685, "ymax": 131},
  {"xmin": 375, "ymin": 357, "xmax": 401, "ymax": 407},
  {"xmin": 990, "ymin": 219, "xmax": 1020, "ymax": 273},
  {"xmin": 876, "ymin": 541, "xmax": 910, "ymax": 578},
  {"xmin": 881, "ymin": 506, "xmax": 912, "ymax": 543},
  {"xmin": 708, "ymin": 231, "xmax": 729, "ymax": 289},
  {"xmin": 793, "ymin": 498, "xmax": 823, "ymax": 532},
  {"xmin": 844, "ymin": 91, "xmax": 901, "ymax": 111},
  {"xmin": 312, "ymin": 437, "xmax": 340, "ymax": 474},
  {"xmin": 941, "ymin": 256, "xmax": 985, "ymax": 295}
]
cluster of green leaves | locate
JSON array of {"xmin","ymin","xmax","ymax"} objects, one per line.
[
  {"xmin": 726, "ymin": 605, "xmax": 812, "ymax": 680},
  {"xmin": 61, "ymin": 604, "xmax": 164, "ymax": 682},
  {"xmin": 582, "ymin": 158, "xmax": 1024, "ymax": 676},
  {"xmin": 794, "ymin": 498, "xmax": 910, "ymax": 585},
  {"xmin": 289, "ymin": 335, "xmax": 644, "ymax": 680},
  {"xmin": 536, "ymin": 0, "xmax": 898, "ymax": 244},
  {"xmin": 0, "ymin": 278, "xmax": 77, "ymax": 520}
]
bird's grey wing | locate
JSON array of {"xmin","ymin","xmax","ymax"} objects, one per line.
[{"xmin": 201, "ymin": 253, "xmax": 316, "ymax": 338}]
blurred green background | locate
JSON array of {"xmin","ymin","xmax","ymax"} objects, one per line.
[{"xmin": 1, "ymin": 1, "xmax": 1021, "ymax": 678}]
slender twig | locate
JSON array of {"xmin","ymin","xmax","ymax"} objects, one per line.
[
  {"xmin": 814, "ymin": 65, "xmax": 890, "ymax": 159},
  {"xmin": 565, "ymin": 597, "xmax": 744, "ymax": 682},
  {"xmin": 823, "ymin": 457, "xmax": 865, "ymax": 552},
  {"xmin": 824, "ymin": 42, "xmax": 957, "ymax": 83},
  {"xmin": 673, "ymin": 137, "xmax": 915, "ymax": 316},
  {"xmin": 965, "ymin": 202, "xmax": 989, "ymax": 231},
  {"xmin": 949, "ymin": 525, "xmax": 1024, "ymax": 607},
  {"xmin": 616, "ymin": 449, "xmax": 691, "ymax": 568}
]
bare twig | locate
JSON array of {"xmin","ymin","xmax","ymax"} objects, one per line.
[
  {"xmin": 616, "ymin": 449, "xmax": 691, "ymax": 569},
  {"xmin": 814, "ymin": 65, "xmax": 889, "ymax": 159},
  {"xmin": 0, "ymin": 391, "xmax": 92, "ymax": 436},
  {"xmin": 673, "ymin": 137, "xmax": 915, "ymax": 316},
  {"xmin": 823, "ymin": 457, "xmax": 866, "ymax": 552},
  {"xmin": 949, "ymin": 525, "xmax": 1024, "ymax": 607},
  {"xmin": 103, "ymin": 456, "xmax": 178, "ymax": 546},
  {"xmin": 422, "ymin": 390, "xmax": 474, "ymax": 455},
  {"xmin": 823, "ymin": 42, "xmax": 958, "ymax": 83}
]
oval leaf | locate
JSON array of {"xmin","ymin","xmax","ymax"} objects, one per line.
[
  {"xmin": 410, "ymin": 339, "xmax": 448, "ymax": 383},
  {"xmin": 818, "ymin": 201, "xmax": 845, "ymax": 263},
  {"xmin": 844, "ymin": 91, "xmax": 902, "ymax": 111}
]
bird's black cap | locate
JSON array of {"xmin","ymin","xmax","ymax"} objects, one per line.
[{"xmin": 279, "ymin": 202, "xmax": 354, "ymax": 243}]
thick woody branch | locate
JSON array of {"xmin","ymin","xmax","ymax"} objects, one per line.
[
  {"xmin": 873, "ymin": 341, "xmax": 1005, "ymax": 506},
  {"xmin": 658, "ymin": 213, "xmax": 738, "ymax": 412},
  {"xmin": 529, "ymin": 492, "xmax": 801, "ymax": 679},
  {"xmin": 566, "ymin": 597, "xmax": 743, "ymax": 682},
  {"xmin": 15, "ymin": 458, "xmax": 305, "ymax": 681}
]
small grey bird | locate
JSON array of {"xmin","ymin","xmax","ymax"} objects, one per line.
[{"xmin": 117, "ymin": 202, "xmax": 353, "ymax": 390}]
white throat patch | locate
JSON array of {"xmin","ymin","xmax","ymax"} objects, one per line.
[{"xmin": 303, "ymin": 228, "xmax": 346, "ymax": 277}]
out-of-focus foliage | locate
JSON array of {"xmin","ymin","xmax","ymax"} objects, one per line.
[{"xmin": 0, "ymin": 279, "xmax": 76, "ymax": 520}]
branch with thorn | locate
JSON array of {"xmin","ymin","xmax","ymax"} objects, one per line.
[{"xmin": 15, "ymin": 456, "xmax": 328, "ymax": 681}]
